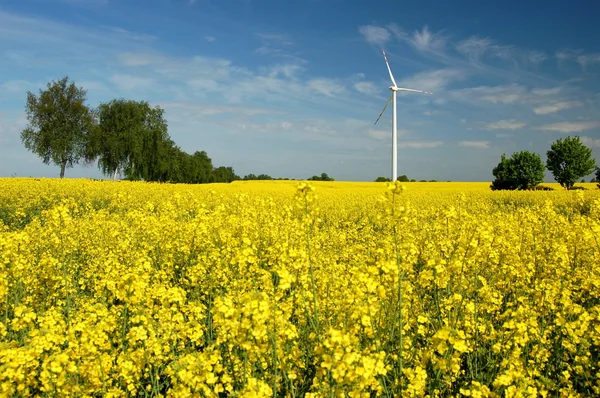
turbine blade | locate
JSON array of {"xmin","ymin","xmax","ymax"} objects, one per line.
[
  {"xmin": 382, "ymin": 50, "xmax": 398, "ymax": 88},
  {"xmin": 396, "ymin": 87, "xmax": 434, "ymax": 95},
  {"xmin": 374, "ymin": 94, "xmax": 393, "ymax": 125}
]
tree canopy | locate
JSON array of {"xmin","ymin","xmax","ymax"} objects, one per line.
[
  {"xmin": 20, "ymin": 76, "xmax": 96, "ymax": 178},
  {"xmin": 491, "ymin": 151, "xmax": 545, "ymax": 190},
  {"xmin": 546, "ymin": 136, "xmax": 596, "ymax": 190},
  {"xmin": 308, "ymin": 173, "xmax": 334, "ymax": 181}
]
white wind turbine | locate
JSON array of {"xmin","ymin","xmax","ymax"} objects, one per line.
[{"xmin": 374, "ymin": 50, "xmax": 433, "ymax": 181}]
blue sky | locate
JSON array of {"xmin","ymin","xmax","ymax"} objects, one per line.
[{"xmin": 1, "ymin": 0, "xmax": 599, "ymax": 181}]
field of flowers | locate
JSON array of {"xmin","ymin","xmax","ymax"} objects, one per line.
[{"xmin": 1, "ymin": 178, "xmax": 600, "ymax": 397}]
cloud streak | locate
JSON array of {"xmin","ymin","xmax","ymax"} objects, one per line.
[{"xmin": 536, "ymin": 121, "xmax": 600, "ymax": 133}]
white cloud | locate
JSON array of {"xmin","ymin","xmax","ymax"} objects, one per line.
[
  {"xmin": 578, "ymin": 53, "xmax": 600, "ymax": 70},
  {"xmin": 264, "ymin": 63, "xmax": 304, "ymax": 79},
  {"xmin": 1, "ymin": 79, "xmax": 39, "ymax": 93},
  {"xmin": 456, "ymin": 36, "xmax": 493, "ymax": 60},
  {"xmin": 495, "ymin": 133, "xmax": 514, "ymax": 138},
  {"xmin": 109, "ymin": 74, "xmax": 155, "ymax": 91},
  {"xmin": 307, "ymin": 79, "xmax": 345, "ymax": 97},
  {"xmin": 533, "ymin": 101, "xmax": 583, "ymax": 115},
  {"xmin": 528, "ymin": 51, "xmax": 547, "ymax": 64},
  {"xmin": 358, "ymin": 25, "xmax": 390, "ymax": 46},
  {"xmin": 156, "ymin": 101, "xmax": 277, "ymax": 116},
  {"xmin": 532, "ymin": 87, "xmax": 561, "ymax": 96},
  {"xmin": 483, "ymin": 119, "xmax": 526, "ymax": 130},
  {"xmin": 453, "ymin": 83, "xmax": 527, "ymax": 104},
  {"xmin": 556, "ymin": 49, "xmax": 582, "ymax": 60},
  {"xmin": 401, "ymin": 140, "xmax": 443, "ymax": 149},
  {"xmin": 205, "ymin": 35, "xmax": 216, "ymax": 42},
  {"xmin": 256, "ymin": 33, "xmax": 292, "ymax": 46},
  {"xmin": 536, "ymin": 121, "xmax": 600, "ymax": 134},
  {"xmin": 398, "ymin": 68, "xmax": 465, "ymax": 93},
  {"xmin": 580, "ymin": 136, "xmax": 600, "ymax": 148},
  {"xmin": 109, "ymin": 27, "xmax": 156, "ymax": 42},
  {"xmin": 353, "ymin": 81, "xmax": 380, "ymax": 97},
  {"xmin": 422, "ymin": 110, "xmax": 439, "ymax": 116},
  {"xmin": 410, "ymin": 26, "xmax": 446, "ymax": 53},
  {"xmin": 119, "ymin": 52, "xmax": 165, "ymax": 67},
  {"xmin": 459, "ymin": 140, "xmax": 490, "ymax": 149}
]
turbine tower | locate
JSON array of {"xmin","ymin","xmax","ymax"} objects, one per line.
[{"xmin": 374, "ymin": 50, "xmax": 433, "ymax": 181}]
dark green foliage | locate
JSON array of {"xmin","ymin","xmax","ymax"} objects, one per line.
[
  {"xmin": 244, "ymin": 174, "xmax": 273, "ymax": 180},
  {"xmin": 595, "ymin": 168, "xmax": 600, "ymax": 188},
  {"xmin": 211, "ymin": 166, "xmax": 240, "ymax": 183},
  {"xmin": 375, "ymin": 177, "xmax": 391, "ymax": 182},
  {"xmin": 397, "ymin": 175, "xmax": 409, "ymax": 182},
  {"xmin": 491, "ymin": 151, "xmax": 545, "ymax": 191},
  {"xmin": 308, "ymin": 173, "xmax": 334, "ymax": 181},
  {"xmin": 20, "ymin": 76, "xmax": 96, "ymax": 178},
  {"xmin": 89, "ymin": 99, "xmax": 172, "ymax": 180},
  {"xmin": 533, "ymin": 185, "xmax": 554, "ymax": 191},
  {"xmin": 546, "ymin": 136, "xmax": 596, "ymax": 190}
]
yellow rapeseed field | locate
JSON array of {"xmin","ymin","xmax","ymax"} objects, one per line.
[{"xmin": 1, "ymin": 178, "xmax": 600, "ymax": 397}]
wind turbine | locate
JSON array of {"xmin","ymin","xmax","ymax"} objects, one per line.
[{"xmin": 374, "ymin": 50, "xmax": 433, "ymax": 182}]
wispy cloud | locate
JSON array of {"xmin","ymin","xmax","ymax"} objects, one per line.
[
  {"xmin": 459, "ymin": 140, "xmax": 490, "ymax": 149},
  {"xmin": 399, "ymin": 68, "xmax": 465, "ymax": 93},
  {"xmin": 108, "ymin": 26, "xmax": 157, "ymax": 42},
  {"xmin": 358, "ymin": 25, "xmax": 391, "ymax": 47},
  {"xmin": 578, "ymin": 53, "xmax": 600, "ymax": 71},
  {"xmin": 119, "ymin": 52, "xmax": 165, "ymax": 67},
  {"xmin": 536, "ymin": 121, "xmax": 600, "ymax": 133},
  {"xmin": 483, "ymin": 120, "xmax": 526, "ymax": 130},
  {"xmin": 156, "ymin": 101, "xmax": 278, "ymax": 116},
  {"xmin": 580, "ymin": 136, "xmax": 600, "ymax": 148},
  {"xmin": 205, "ymin": 35, "xmax": 216, "ymax": 42},
  {"xmin": 109, "ymin": 74, "xmax": 155, "ymax": 92},
  {"xmin": 456, "ymin": 36, "xmax": 494, "ymax": 61},
  {"xmin": 410, "ymin": 26, "xmax": 447, "ymax": 53},
  {"xmin": 533, "ymin": 101, "xmax": 583, "ymax": 115},
  {"xmin": 353, "ymin": 81, "xmax": 381, "ymax": 97},
  {"xmin": 453, "ymin": 83, "xmax": 527, "ymax": 104},
  {"xmin": 401, "ymin": 140, "xmax": 444, "ymax": 149},
  {"xmin": 255, "ymin": 33, "xmax": 293, "ymax": 46},
  {"xmin": 307, "ymin": 79, "xmax": 345, "ymax": 97}
]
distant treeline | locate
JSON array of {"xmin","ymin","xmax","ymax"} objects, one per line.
[
  {"xmin": 20, "ymin": 76, "xmax": 239, "ymax": 183},
  {"xmin": 375, "ymin": 175, "xmax": 446, "ymax": 182}
]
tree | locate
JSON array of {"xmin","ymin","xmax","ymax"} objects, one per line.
[
  {"xmin": 375, "ymin": 176, "xmax": 391, "ymax": 182},
  {"xmin": 397, "ymin": 175, "xmax": 409, "ymax": 182},
  {"xmin": 491, "ymin": 151, "xmax": 545, "ymax": 190},
  {"xmin": 308, "ymin": 173, "xmax": 334, "ymax": 181},
  {"xmin": 90, "ymin": 100, "xmax": 171, "ymax": 182},
  {"xmin": 90, "ymin": 99, "xmax": 164, "ymax": 180},
  {"xmin": 20, "ymin": 76, "xmax": 96, "ymax": 178},
  {"xmin": 596, "ymin": 167, "xmax": 600, "ymax": 188},
  {"xmin": 211, "ymin": 166, "xmax": 239, "ymax": 183},
  {"xmin": 546, "ymin": 136, "xmax": 597, "ymax": 190}
]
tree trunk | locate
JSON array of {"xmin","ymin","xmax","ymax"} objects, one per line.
[
  {"xmin": 113, "ymin": 169, "xmax": 118, "ymax": 181},
  {"xmin": 60, "ymin": 159, "xmax": 67, "ymax": 178}
]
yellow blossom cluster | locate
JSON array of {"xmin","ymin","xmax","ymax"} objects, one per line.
[{"xmin": 0, "ymin": 178, "xmax": 600, "ymax": 397}]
